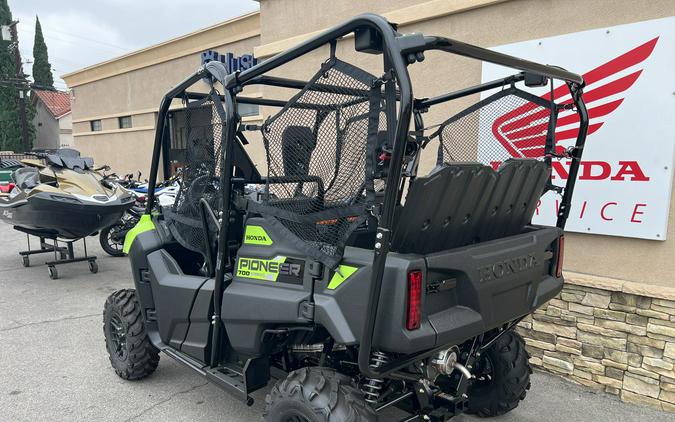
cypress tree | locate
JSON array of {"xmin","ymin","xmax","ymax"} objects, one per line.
[
  {"xmin": 0, "ymin": 0, "xmax": 23, "ymax": 151},
  {"xmin": 0, "ymin": 0, "xmax": 34, "ymax": 151},
  {"xmin": 32, "ymin": 16, "xmax": 53, "ymax": 89}
]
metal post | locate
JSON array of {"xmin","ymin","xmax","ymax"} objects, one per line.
[{"xmin": 8, "ymin": 22, "xmax": 30, "ymax": 152}]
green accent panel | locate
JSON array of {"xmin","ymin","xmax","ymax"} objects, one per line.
[
  {"xmin": 327, "ymin": 265, "xmax": 359, "ymax": 290},
  {"xmin": 243, "ymin": 225, "xmax": 273, "ymax": 245},
  {"xmin": 122, "ymin": 214, "xmax": 156, "ymax": 254},
  {"xmin": 236, "ymin": 256, "xmax": 287, "ymax": 281}
]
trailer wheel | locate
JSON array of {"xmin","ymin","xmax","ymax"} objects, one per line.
[
  {"xmin": 264, "ymin": 367, "xmax": 377, "ymax": 422},
  {"xmin": 47, "ymin": 265, "xmax": 58, "ymax": 279},
  {"xmin": 103, "ymin": 289, "xmax": 159, "ymax": 380},
  {"xmin": 467, "ymin": 330, "xmax": 532, "ymax": 417}
]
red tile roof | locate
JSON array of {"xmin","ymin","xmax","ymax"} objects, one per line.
[{"xmin": 33, "ymin": 89, "xmax": 71, "ymax": 119}]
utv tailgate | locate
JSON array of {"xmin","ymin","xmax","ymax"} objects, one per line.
[
  {"xmin": 421, "ymin": 226, "xmax": 562, "ymax": 349},
  {"xmin": 315, "ymin": 226, "xmax": 563, "ymax": 354}
]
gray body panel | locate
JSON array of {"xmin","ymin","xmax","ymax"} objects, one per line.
[{"xmin": 220, "ymin": 217, "xmax": 562, "ymax": 355}]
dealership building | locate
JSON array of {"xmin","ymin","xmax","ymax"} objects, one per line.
[{"xmin": 62, "ymin": 0, "xmax": 675, "ymax": 412}]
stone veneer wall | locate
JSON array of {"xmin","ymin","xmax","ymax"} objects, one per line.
[{"xmin": 517, "ymin": 272, "xmax": 675, "ymax": 413}]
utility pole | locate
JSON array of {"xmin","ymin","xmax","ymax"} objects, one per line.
[{"xmin": 8, "ymin": 21, "xmax": 30, "ymax": 152}]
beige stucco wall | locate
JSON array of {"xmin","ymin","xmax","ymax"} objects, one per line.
[
  {"xmin": 68, "ymin": 30, "xmax": 260, "ymax": 177},
  {"xmin": 63, "ymin": 13, "xmax": 262, "ymax": 177},
  {"xmin": 254, "ymin": 0, "xmax": 675, "ymax": 287},
  {"xmin": 32, "ymin": 101, "xmax": 60, "ymax": 151},
  {"xmin": 259, "ymin": 0, "xmax": 421, "ymax": 43},
  {"xmin": 58, "ymin": 113, "xmax": 73, "ymax": 148}
]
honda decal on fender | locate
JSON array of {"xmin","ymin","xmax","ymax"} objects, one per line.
[{"xmin": 481, "ymin": 17, "xmax": 675, "ymax": 240}]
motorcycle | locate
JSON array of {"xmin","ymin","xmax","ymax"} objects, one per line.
[{"xmin": 99, "ymin": 171, "xmax": 181, "ymax": 257}]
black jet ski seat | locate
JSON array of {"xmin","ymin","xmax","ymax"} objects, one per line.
[
  {"xmin": 391, "ymin": 159, "xmax": 550, "ymax": 254},
  {"xmin": 12, "ymin": 167, "xmax": 40, "ymax": 190},
  {"xmin": 45, "ymin": 149, "xmax": 94, "ymax": 173}
]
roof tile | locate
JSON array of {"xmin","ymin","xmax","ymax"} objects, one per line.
[{"xmin": 33, "ymin": 89, "xmax": 71, "ymax": 119}]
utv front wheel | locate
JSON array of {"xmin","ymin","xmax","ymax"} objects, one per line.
[
  {"xmin": 103, "ymin": 289, "xmax": 159, "ymax": 380},
  {"xmin": 264, "ymin": 367, "xmax": 377, "ymax": 422},
  {"xmin": 468, "ymin": 330, "xmax": 532, "ymax": 417}
]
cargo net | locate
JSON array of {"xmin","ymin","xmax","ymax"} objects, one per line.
[
  {"xmin": 253, "ymin": 58, "xmax": 381, "ymax": 268},
  {"xmin": 165, "ymin": 92, "xmax": 224, "ymax": 256},
  {"xmin": 432, "ymin": 86, "xmax": 558, "ymax": 170}
]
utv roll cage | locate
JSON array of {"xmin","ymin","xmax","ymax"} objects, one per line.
[{"xmin": 144, "ymin": 14, "xmax": 587, "ymax": 380}]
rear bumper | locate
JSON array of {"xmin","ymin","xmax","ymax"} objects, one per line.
[{"xmin": 314, "ymin": 226, "xmax": 563, "ymax": 354}]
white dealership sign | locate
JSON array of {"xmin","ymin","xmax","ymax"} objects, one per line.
[{"xmin": 481, "ymin": 17, "xmax": 675, "ymax": 240}]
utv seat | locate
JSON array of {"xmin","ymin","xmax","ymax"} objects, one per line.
[{"xmin": 391, "ymin": 159, "xmax": 549, "ymax": 254}]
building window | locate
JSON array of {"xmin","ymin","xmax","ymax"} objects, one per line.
[
  {"xmin": 90, "ymin": 120, "xmax": 102, "ymax": 131},
  {"xmin": 118, "ymin": 116, "xmax": 132, "ymax": 129},
  {"xmin": 237, "ymin": 103, "xmax": 259, "ymax": 118}
]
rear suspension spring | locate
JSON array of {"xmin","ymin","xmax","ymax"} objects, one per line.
[{"xmin": 362, "ymin": 351, "xmax": 390, "ymax": 404}]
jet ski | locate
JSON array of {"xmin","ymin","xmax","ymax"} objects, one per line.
[{"xmin": 0, "ymin": 149, "xmax": 135, "ymax": 239}]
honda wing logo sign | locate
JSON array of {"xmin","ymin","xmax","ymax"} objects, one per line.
[
  {"xmin": 491, "ymin": 37, "xmax": 656, "ymax": 159},
  {"xmin": 481, "ymin": 17, "xmax": 675, "ymax": 240}
]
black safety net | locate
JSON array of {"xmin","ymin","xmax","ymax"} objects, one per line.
[
  {"xmin": 165, "ymin": 92, "xmax": 225, "ymax": 256},
  {"xmin": 390, "ymin": 85, "xmax": 561, "ymax": 255},
  {"xmin": 250, "ymin": 58, "xmax": 382, "ymax": 268},
  {"xmin": 431, "ymin": 86, "xmax": 558, "ymax": 170}
]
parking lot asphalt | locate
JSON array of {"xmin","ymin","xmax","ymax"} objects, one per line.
[{"xmin": 1, "ymin": 223, "xmax": 674, "ymax": 421}]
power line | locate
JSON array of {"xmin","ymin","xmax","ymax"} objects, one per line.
[
  {"xmin": 20, "ymin": 47, "xmax": 85, "ymax": 68},
  {"xmin": 18, "ymin": 23, "xmax": 128, "ymax": 52}
]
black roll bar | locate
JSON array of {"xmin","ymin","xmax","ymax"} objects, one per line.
[
  {"xmin": 410, "ymin": 36, "xmax": 585, "ymax": 85},
  {"xmin": 210, "ymin": 88, "xmax": 238, "ymax": 366},
  {"xmin": 415, "ymin": 73, "xmax": 525, "ymax": 110},
  {"xmin": 145, "ymin": 69, "xmax": 207, "ymax": 214},
  {"xmin": 556, "ymin": 83, "xmax": 588, "ymax": 227}
]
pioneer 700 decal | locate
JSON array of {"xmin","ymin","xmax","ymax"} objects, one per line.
[{"xmin": 236, "ymin": 256, "xmax": 304, "ymax": 284}]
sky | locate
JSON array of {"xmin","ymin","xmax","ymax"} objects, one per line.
[{"xmin": 9, "ymin": 0, "xmax": 259, "ymax": 90}]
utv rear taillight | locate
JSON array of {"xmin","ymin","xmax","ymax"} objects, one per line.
[
  {"xmin": 555, "ymin": 235, "xmax": 565, "ymax": 278},
  {"xmin": 406, "ymin": 270, "xmax": 423, "ymax": 330}
]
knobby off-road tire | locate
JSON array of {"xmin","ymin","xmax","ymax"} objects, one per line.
[
  {"xmin": 468, "ymin": 330, "xmax": 532, "ymax": 417},
  {"xmin": 103, "ymin": 289, "xmax": 159, "ymax": 380},
  {"xmin": 264, "ymin": 367, "xmax": 377, "ymax": 422}
]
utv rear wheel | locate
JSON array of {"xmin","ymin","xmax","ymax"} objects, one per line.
[
  {"xmin": 103, "ymin": 289, "xmax": 159, "ymax": 380},
  {"xmin": 468, "ymin": 330, "xmax": 532, "ymax": 417},
  {"xmin": 264, "ymin": 367, "xmax": 376, "ymax": 422}
]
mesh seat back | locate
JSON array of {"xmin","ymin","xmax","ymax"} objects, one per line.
[{"xmin": 250, "ymin": 58, "xmax": 382, "ymax": 268}]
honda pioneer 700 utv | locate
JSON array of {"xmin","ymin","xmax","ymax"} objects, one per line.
[{"xmin": 103, "ymin": 13, "xmax": 588, "ymax": 421}]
